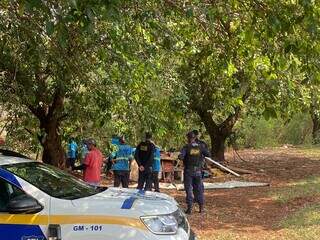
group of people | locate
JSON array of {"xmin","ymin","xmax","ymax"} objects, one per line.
[
  {"xmin": 107, "ymin": 132, "xmax": 161, "ymax": 192},
  {"xmin": 67, "ymin": 132, "xmax": 162, "ymax": 192},
  {"xmin": 66, "ymin": 129, "xmax": 210, "ymax": 215}
]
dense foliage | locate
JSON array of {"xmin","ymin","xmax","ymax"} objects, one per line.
[{"xmin": 0, "ymin": 0, "xmax": 319, "ymax": 165}]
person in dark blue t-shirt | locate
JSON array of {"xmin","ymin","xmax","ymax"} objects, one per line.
[{"xmin": 135, "ymin": 132, "xmax": 155, "ymax": 191}]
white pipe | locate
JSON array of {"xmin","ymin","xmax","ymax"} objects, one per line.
[{"xmin": 205, "ymin": 157, "xmax": 241, "ymax": 177}]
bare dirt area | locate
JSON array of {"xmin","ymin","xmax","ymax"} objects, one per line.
[{"xmin": 167, "ymin": 147, "xmax": 320, "ymax": 239}]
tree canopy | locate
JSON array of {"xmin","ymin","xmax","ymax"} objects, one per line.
[{"xmin": 0, "ymin": 0, "xmax": 319, "ymax": 165}]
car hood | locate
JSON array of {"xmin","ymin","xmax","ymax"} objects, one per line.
[{"xmin": 71, "ymin": 188, "xmax": 179, "ymax": 217}]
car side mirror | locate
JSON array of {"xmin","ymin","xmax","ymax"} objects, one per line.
[{"xmin": 7, "ymin": 194, "xmax": 43, "ymax": 214}]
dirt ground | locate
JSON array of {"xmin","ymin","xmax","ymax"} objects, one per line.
[
  {"xmin": 96, "ymin": 147, "xmax": 320, "ymax": 239},
  {"xmin": 166, "ymin": 147, "xmax": 320, "ymax": 239}
]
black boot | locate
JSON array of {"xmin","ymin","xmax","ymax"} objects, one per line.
[
  {"xmin": 199, "ymin": 204, "xmax": 204, "ymax": 213},
  {"xmin": 185, "ymin": 206, "xmax": 192, "ymax": 215}
]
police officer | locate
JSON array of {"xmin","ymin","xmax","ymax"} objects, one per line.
[
  {"xmin": 193, "ymin": 129, "xmax": 209, "ymax": 181},
  {"xmin": 179, "ymin": 131, "xmax": 210, "ymax": 214},
  {"xmin": 152, "ymin": 146, "xmax": 161, "ymax": 192},
  {"xmin": 135, "ymin": 132, "xmax": 155, "ymax": 191},
  {"xmin": 111, "ymin": 136, "xmax": 133, "ymax": 188}
]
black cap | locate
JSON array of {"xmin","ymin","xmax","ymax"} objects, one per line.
[
  {"xmin": 192, "ymin": 129, "xmax": 199, "ymax": 136},
  {"xmin": 186, "ymin": 131, "xmax": 196, "ymax": 140},
  {"xmin": 145, "ymin": 132, "xmax": 152, "ymax": 140},
  {"xmin": 87, "ymin": 138, "xmax": 96, "ymax": 146}
]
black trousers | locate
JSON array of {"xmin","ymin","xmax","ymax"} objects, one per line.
[
  {"xmin": 68, "ymin": 158, "xmax": 76, "ymax": 168},
  {"xmin": 137, "ymin": 168, "xmax": 152, "ymax": 191},
  {"xmin": 114, "ymin": 170, "xmax": 130, "ymax": 188},
  {"xmin": 152, "ymin": 172, "xmax": 160, "ymax": 192},
  {"xmin": 184, "ymin": 169, "xmax": 204, "ymax": 207}
]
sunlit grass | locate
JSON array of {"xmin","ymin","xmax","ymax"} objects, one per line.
[
  {"xmin": 199, "ymin": 227, "xmax": 320, "ymax": 240},
  {"xmin": 198, "ymin": 148, "xmax": 320, "ymax": 240},
  {"xmin": 281, "ymin": 205, "xmax": 320, "ymax": 228},
  {"xmin": 292, "ymin": 146, "xmax": 320, "ymax": 159},
  {"xmin": 270, "ymin": 176, "xmax": 320, "ymax": 203}
]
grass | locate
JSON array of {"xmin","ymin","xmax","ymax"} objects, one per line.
[
  {"xmin": 203, "ymin": 178, "xmax": 320, "ymax": 239},
  {"xmin": 292, "ymin": 146, "xmax": 320, "ymax": 159},
  {"xmin": 199, "ymin": 176, "xmax": 320, "ymax": 239},
  {"xmin": 281, "ymin": 205, "xmax": 320, "ymax": 228},
  {"xmin": 197, "ymin": 148, "xmax": 320, "ymax": 240},
  {"xmin": 199, "ymin": 226, "xmax": 320, "ymax": 240},
  {"xmin": 270, "ymin": 176, "xmax": 320, "ymax": 204}
]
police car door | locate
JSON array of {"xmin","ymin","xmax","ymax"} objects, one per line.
[{"xmin": 0, "ymin": 177, "xmax": 49, "ymax": 240}]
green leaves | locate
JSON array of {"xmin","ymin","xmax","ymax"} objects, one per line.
[
  {"xmin": 69, "ymin": 0, "xmax": 78, "ymax": 9},
  {"xmin": 263, "ymin": 107, "xmax": 278, "ymax": 120},
  {"xmin": 1, "ymin": 0, "xmax": 320, "ymax": 157},
  {"xmin": 18, "ymin": 1, "xmax": 25, "ymax": 16},
  {"xmin": 226, "ymin": 62, "xmax": 238, "ymax": 77},
  {"xmin": 46, "ymin": 21, "xmax": 54, "ymax": 36}
]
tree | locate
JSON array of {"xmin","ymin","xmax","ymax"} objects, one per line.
[
  {"xmin": 267, "ymin": 0, "xmax": 320, "ymax": 143},
  {"xmin": 0, "ymin": 0, "xmax": 194, "ymax": 163},
  {"xmin": 0, "ymin": 0, "xmax": 122, "ymax": 167},
  {"xmin": 131, "ymin": 0, "xmax": 317, "ymax": 161}
]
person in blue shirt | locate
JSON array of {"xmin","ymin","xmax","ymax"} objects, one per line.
[
  {"xmin": 80, "ymin": 139, "xmax": 89, "ymax": 164},
  {"xmin": 111, "ymin": 136, "xmax": 133, "ymax": 188},
  {"xmin": 67, "ymin": 137, "xmax": 78, "ymax": 168},
  {"xmin": 152, "ymin": 146, "xmax": 161, "ymax": 192}
]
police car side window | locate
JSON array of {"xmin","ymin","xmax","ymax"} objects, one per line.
[{"xmin": 0, "ymin": 178, "xmax": 25, "ymax": 212}]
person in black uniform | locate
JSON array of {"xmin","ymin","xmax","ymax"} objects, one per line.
[
  {"xmin": 193, "ymin": 129, "xmax": 209, "ymax": 182},
  {"xmin": 179, "ymin": 131, "xmax": 210, "ymax": 214},
  {"xmin": 135, "ymin": 132, "xmax": 155, "ymax": 191}
]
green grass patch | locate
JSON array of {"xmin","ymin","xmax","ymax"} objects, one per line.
[
  {"xmin": 281, "ymin": 205, "xmax": 320, "ymax": 229},
  {"xmin": 271, "ymin": 176, "xmax": 320, "ymax": 204},
  {"xmin": 292, "ymin": 146, "xmax": 320, "ymax": 159},
  {"xmin": 199, "ymin": 228, "xmax": 320, "ymax": 240}
]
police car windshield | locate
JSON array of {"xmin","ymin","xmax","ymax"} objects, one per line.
[{"xmin": 3, "ymin": 162, "xmax": 103, "ymax": 200}]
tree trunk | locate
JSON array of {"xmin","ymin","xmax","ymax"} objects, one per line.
[
  {"xmin": 310, "ymin": 90, "xmax": 320, "ymax": 143},
  {"xmin": 198, "ymin": 111, "xmax": 228, "ymax": 162},
  {"xmin": 310, "ymin": 106, "xmax": 320, "ymax": 143},
  {"xmin": 28, "ymin": 88, "xmax": 66, "ymax": 168},
  {"xmin": 198, "ymin": 108, "xmax": 241, "ymax": 163},
  {"xmin": 40, "ymin": 119, "xmax": 66, "ymax": 168},
  {"xmin": 208, "ymin": 130, "xmax": 228, "ymax": 162}
]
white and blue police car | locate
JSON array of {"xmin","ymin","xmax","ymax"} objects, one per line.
[{"xmin": 0, "ymin": 149, "xmax": 196, "ymax": 240}]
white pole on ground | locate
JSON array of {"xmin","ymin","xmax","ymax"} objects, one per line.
[{"xmin": 205, "ymin": 157, "xmax": 241, "ymax": 177}]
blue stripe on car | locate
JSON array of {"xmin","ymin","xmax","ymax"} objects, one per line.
[
  {"xmin": 121, "ymin": 190, "xmax": 145, "ymax": 209},
  {"xmin": 0, "ymin": 224, "xmax": 46, "ymax": 240},
  {"xmin": 0, "ymin": 168, "xmax": 22, "ymax": 188}
]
